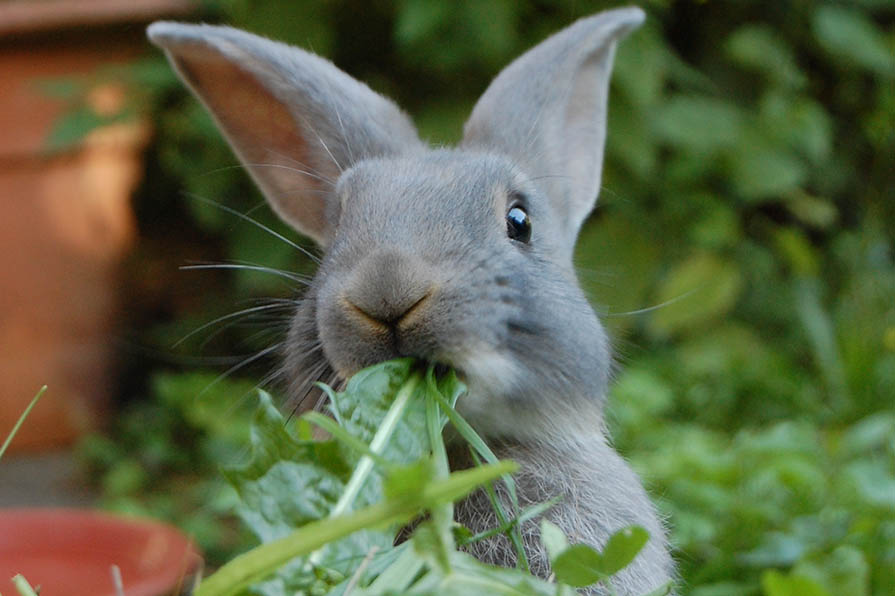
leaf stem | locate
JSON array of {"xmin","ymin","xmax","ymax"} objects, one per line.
[
  {"xmin": 425, "ymin": 368, "xmax": 455, "ymax": 555},
  {"xmin": 332, "ymin": 371, "xmax": 421, "ymax": 517},
  {"xmin": 308, "ymin": 372, "xmax": 421, "ymax": 566}
]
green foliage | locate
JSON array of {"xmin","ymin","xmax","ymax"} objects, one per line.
[
  {"xmin": 78, "ymin": 374, "xmax": 259, "ymax": 565},
  {"xmin": 62, "ymin": 1, "xmax": 895, "ymax": 594},
  {"xmin": 550, "ymin": 526, "xmax": 650, "ymax": 588},
  {"xmin": 195, "ymin": 361, "xmax": 652, "ymax": 596}
]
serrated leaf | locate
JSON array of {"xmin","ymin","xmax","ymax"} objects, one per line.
[{"xmin": 221, "ymin": 362, "xmax": 432, "ymax": 591}]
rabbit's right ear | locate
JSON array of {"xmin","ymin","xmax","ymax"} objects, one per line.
[
  {"xmin": 462, "ymin": 8, "xmax": 643, "ymax": 254},
  {"xmin": 148, "ymin": 22, "xmax": 422, "ymax": 246}
]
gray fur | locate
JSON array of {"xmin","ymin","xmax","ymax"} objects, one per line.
[{"xmin": 149, "ymin": 7, "xmax": 674, "ymax": 594}]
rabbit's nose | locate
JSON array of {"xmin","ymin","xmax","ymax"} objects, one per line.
[{"xmin": 341, "ymin": 249, "xmax": 435, "ymax": 331}]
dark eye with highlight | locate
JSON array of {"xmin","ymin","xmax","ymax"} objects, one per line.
[{"xmin": 506, "ymin": 205, "xmax": 531, "ymax": 243}]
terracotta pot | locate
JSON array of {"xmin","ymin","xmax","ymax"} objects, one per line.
[
  {"xmin": 0, "ymin": 0, "xmax": 193, "ymax": 451},
  {"xmin": 0, "ymin": 508, "xmax": 201, "ymax": 596}
]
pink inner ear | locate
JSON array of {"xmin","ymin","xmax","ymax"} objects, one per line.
[{"xmin": 176, "ymin": 51, "xmax": 331, "ymax": 243}]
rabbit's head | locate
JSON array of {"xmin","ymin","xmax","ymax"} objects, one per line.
[{"xmin": 149, "ymin": 8, "xmax": 643, "ymax": 440}]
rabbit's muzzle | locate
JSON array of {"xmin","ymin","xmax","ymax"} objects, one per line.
[{"xmin": 321, "ymin": 248, "xmax": 444, "ymax": 376}]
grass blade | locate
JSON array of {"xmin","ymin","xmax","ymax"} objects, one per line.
[
  {"xmin": 429, "ymin": 387, "xmax": 529, "ymax": 570},
  {"xmin": 0, "ymin": 386, "xmax": 47, "ymax": 462}
]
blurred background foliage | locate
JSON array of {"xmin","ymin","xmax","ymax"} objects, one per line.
[{"xmin": 61, "ymin": 0, "xmax": 894, "ymax": 594}]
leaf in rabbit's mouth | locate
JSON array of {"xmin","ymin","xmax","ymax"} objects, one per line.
[
  {"xmin": 432, "ymin": 362, "xmax": 455, "ymax": 379},
  {"xmin": 407, "ymin": 359, "xmax": 467, "ymax": 387}
]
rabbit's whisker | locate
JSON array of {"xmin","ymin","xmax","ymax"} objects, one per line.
[
  {"xmin": 181, "ymin": 262, "xmax": 311, "ymax": 284},
  {"xmin": 184, "ymin": 193, "xmax": 321, "ymax": 263},
  {"xmin": 173, "ymin": 302, "xmax": 292, "ymax": 348},
  {"xmin": 604, "ymin": 288, "xmax": 699, "ymax": 318},
  {"xmin": 198, "ymin": 343, "xmax": 282, "ymax": 398}
]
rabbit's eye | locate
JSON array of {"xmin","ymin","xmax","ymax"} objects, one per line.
[{"xmin": 506, "ymin": 206, "xmax": 531, "ymax": 243}]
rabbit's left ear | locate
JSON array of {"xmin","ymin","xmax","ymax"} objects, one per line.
[
  {"xmin": 148, "ymin": 22, "xmax": 422, "ymax": 247},
  {"xmin": 462, "ymin": 7, "xmax": 643, "ymax": 250}
]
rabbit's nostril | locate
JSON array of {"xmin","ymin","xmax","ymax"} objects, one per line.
[
  {"xmin": 341, "ymin": 247, "xmax": 436, "ymax": 332},
  {"xmin": 342, "ymin": 296, "xmax": 390, "ymax": 333},
  {"xmin": 395, "ymin": 289, "xmax": 432, "ymax": 328},
  {"xmin": 342, "ymin": 288, "xmax": 433, "ymax": 332}
]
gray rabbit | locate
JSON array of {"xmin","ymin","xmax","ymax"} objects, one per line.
[{"xmin": 149, "ymin": 7, "xmax": 674, "ymax": 594}]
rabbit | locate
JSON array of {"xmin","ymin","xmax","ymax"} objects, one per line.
[{"xmin": 148, "ymin": 6, "xmax": 674, "ymax": 595}]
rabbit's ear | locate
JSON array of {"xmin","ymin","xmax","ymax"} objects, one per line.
[
  {"xmin": 148, "ymin": 22, "xmax": 422, "ymax": 246},
  {"xmin": 462, "ymin": 7, "xmax": 643, "ymax": 248}
]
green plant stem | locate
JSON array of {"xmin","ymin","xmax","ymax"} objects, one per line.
[
  {"xmin": 429, "ymin": 382, "xmax": 530, "ymax": 570},
  {"xmin": 0, "ymin": 387, "xmax": 46, "ymax": 462},
  {"xmin": 195, "ymin": 461, "xmax": 517, "ymax": 596},
  {"xmin": 426, "ymin": 370, "xmax": 454, "ymax": 556},
  {"xmin": 336, "ymin": 372, "xmax": 420, "ymax": 516},
  {"xmin": 307, "ymin": 372, "xmax": 420, "ymax": 567},
  {"xmin": 303, "ymin": 411, "xmax": 392, "ymax": 466}
]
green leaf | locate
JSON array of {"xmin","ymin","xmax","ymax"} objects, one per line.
[
  {"xmin": 739, "ymin": 532, "xmax": 806, "ymax": 567},
  {"xmin": 394, "ymin": 0, "xmax": 453, "ymax": 45},
  {"xmin": 551, "ymin": 544, "xmax": 605, "ymax": 587},
  {"xmin": 384, "ymin": 459, "xmax": 436, "ymax": 501},
  {"xmin": 599, "ymin": 526, "xmax": 650, "ymax": 576},
  {"xmin": 539, "ymin": 519, "xmax": 568, "ymax": 564},
  {"xmin": 758, "ymin": 94, "xmax": 833, "ymax": 165},
  {"xmin": 844, "ymin": 460, "xmax": 895, "ymax": 510},
  {"xmin": 813, "ymin": 5, "xmax": 895, "ymax": 77},
  {"xmin": 412, "ymin": 520, "xmax": 452, "ymax": 573},
  {"xmin": 725, "ymin": 25, "xmax": 806, "ymax": 88},
  {"xmin": 547, "ymin": 526, "xmax": 651, "ymax": 588},
  {"xmin": 197, "ymin": 461, "xmax": 517, "ymax": 596},
  {"xmin": 761, "ymin": 569, "xmax": 831, "ymax": 596},
  {"xmin": 614, "ymin": 23, "xmax": 667, "ymax": 107},
  {"xmin": 839, "ymin": 412, "xmax": 895, "ymax": 456},
  {"xmin": 774, "ymin": 227, "xmax": 819, "ymax": 276},
  {"xmin": 653, "ymin": 96, "xmax": 746, "ymax": 152},
  {"xmin": 785, "ymin": 193, "xmax": 838, "ymax": 229},
  {"xmin": 220, "ymin": 361, "xmax": 431, "ymax": 592},
  {"xmin": 794, "ymin": 546, "xmax": 870, "ymax": 596},
  {"xmin": 727, "ymin": 137, "xmax": 807, "ymax": 201}
]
